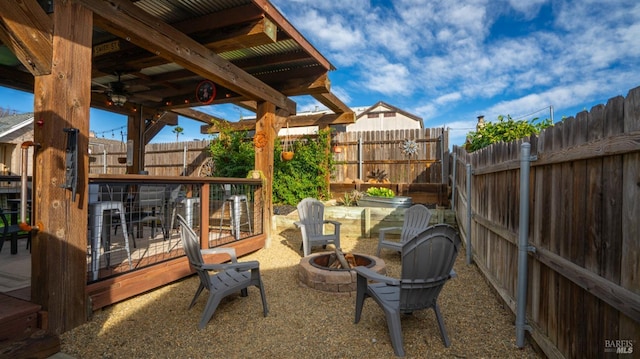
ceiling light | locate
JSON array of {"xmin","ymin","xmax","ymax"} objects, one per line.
[{"xmin": 109, "ymin": 92, "xmax": 127, "ymax": 106}]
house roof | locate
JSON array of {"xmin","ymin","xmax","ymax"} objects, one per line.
[
  {"xmin": 356, "ymin": 101, "xmax": 423, "ymax": 123},
  {"xmin": 0, "ymin": 112, "xmax": 33, "ymax": 139},
  {"xmin": 0, "ymin": 0, "xmax": 354, "ymax": 131}
]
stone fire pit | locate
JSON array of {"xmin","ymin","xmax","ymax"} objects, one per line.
[{"xmin": 298, "ymin": 251, "xmax": 386, "ymax": 293}]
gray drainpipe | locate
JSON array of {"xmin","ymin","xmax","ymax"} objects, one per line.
[
  {"xmin": 451, "ymin": 152, "xmax": 457, "ymax": 212},
  {"xmin": 516, "ymin": 142, "xmax": 536, "ymax": 347},
  {"xmin": 465, "ymin": 163, "xmax": 472, "ymax": 265}
]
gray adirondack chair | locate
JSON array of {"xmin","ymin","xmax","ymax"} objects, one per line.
[
  {"xmin": 376, "ymin": 204, "xmax": 432, "ymax": 256},
  {"xmin": 294, "ymin": 198, "xmax": 341, "ymax": 257},
  {"xmin": 355, "ymin": 224, "xmax": 461, "ymax": 357},
  {"xmin": 176, "ymin": 214, "xmax": 268, "ymax": 329}
]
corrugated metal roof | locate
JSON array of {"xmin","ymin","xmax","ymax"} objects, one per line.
[{"xmin": 0, "ymin": 0, "xmax": 348, "ymax": 119}]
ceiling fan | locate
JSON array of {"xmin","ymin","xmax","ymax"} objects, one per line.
[{"xmin": 92, "ymin": 72, "xmax": 129, "ymax": 106}]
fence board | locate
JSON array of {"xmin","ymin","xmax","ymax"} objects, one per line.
[{"xmin": 584, "ymin": 104, "xmax": 605, "ymax": 358}]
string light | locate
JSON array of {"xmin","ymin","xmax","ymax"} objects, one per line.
[{"xmin": 92, "ymin": 124, "xmax": 127, "ymax": 138}]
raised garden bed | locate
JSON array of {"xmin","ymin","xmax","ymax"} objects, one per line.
[{"xmin": 274, "ymin": 205, "xmax": 456, "ymax": 239}]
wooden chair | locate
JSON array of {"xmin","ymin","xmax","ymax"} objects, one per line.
[
  {"xmin": 355, "ymin": 224, "xmax": 461, "ymax": 357},
  {"xmin": 176, "ymin": 214, "xmax": 268, "ymax": 329},
  {"xmin": 376, "ymin": 204, "xmax": 432, "ymax": 256},
  {"xmin": 294, "ymin": 198, "xmax": 341, "ymax": 257}
]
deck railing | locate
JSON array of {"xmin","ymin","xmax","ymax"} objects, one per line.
[{"xmin": 88, "ymin": 175, "xmax": 264, "ymax": 283}]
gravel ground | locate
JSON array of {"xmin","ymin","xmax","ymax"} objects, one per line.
[{"xmin": 60, "ymin": 227, "xmax": 541, "ymax": 358}]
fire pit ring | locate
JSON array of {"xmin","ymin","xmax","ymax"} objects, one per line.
[{"xmin": 298, "ymin": 252, "xmax": 386, "ymax": 293}]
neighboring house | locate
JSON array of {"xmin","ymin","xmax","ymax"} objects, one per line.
[
  {"xmin": 345, "ymin": 101, "xmax": 423, "ymax": 132},
  {"xmin": 0, "ymin": 113, "xmax": 34, "ymax": 176},
  {"xmin": 280, "ymin": 101, "xmax": 424, "ymax": 136}
]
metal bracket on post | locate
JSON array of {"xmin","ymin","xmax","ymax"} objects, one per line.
[{"xmin": 61, "ymin": 128, "xmax": 79, "ymax": 200}]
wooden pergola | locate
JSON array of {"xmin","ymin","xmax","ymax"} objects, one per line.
[{"xmin": 0, "ymin": 0, "xmax": 353, "ymax": 334}]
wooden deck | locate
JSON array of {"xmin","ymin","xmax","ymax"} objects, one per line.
[{"xmin": 0, "ymin": 291, "xmax": 60, "ymax": 358}]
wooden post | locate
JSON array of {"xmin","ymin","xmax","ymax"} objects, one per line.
[
  {"xmin": 319, "ymin": 124, "xmax": 331, "ymax": 195},
  {"xmin": 127, "ymin": 110, "xmax": 144, "ymax": 174},
  {"xmin": 31, "ymin": 2, "xmax": 92, "ymax": 333},
  {"xmin": 255, "ymin": 102, "xmax": 276, "ymax": 246}
]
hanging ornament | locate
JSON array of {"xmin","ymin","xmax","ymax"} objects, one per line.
[
  {"xmin": 281, "ymin": 121, "xmax": 294, "ymax": 161},
  {"xmin": 253, "ymin": 131, "xmax": 267, "ymax": 148}
]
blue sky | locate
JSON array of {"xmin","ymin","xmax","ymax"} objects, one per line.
[{"xmin": 1, "ymin": 0, "xmax": 639, "ymax": 146}]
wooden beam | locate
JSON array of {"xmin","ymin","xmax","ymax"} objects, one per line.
[
  {"xmin": 78, "ymin": 0, "xmax": 296, "ymax": 114},
  {"xmin": 197, "ymin": 17, "xmax": 277, "ymax": 54},
  {"xmin": 94, "ymin": 17, "xmax": 278, "ymax": 75},
  {"xmin": 0, "ymin": 0, "xmax": 52, "ymax": 76},
  {"xmin": 264, "ymin": 70, "xmax": 330, "ymax": 96},
  {"xmin": 0, "ymin": 65, "xmax": 34, "ymax": 92},
  {"xmin": 313, "ymin": 92, "xmax": 352, "ymax": 114},
  {"xmin": 172, "ymin": 4, "xmax": 264, "ymax": 34},
  {"xmin": 143, "ymin": 121, "xmax": 166, "ymax": 145},
  {"xmin": 252, "ymin": 0, "xmax": 334, "ymax": 71},
  {"xmin": 171, "ymin": 108, "xmax": 228, "ymax": 125},
  {"xmin": 201, "ymin": 112, "xmax": 355, "ymax": 134}
]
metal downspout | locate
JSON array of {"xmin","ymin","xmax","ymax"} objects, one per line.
[
  {"xmin": 465, "ymin": 163, "xmax": 472, "ymax": 265},
  {"xmin": 516, "ymin": 142, "xmax": 535, "ymax": 347},
  {"xmin": 451, "ymin": 152, "xmax": 457, "ymax": 212},
  {"xmin": 19, "ymin": 141, "xmax": 40, "ymax": 232}
]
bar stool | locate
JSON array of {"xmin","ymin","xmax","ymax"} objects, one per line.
[
  {"xmin": 89, "ymin": 201, "xmax": 132, "ymax": 281},
  {"xmin": 218, "ymin": 195, "xmax": 251, "ymax": 240}
]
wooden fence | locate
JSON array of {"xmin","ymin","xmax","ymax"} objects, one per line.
[
  {"xmin": 89, "ymin": 140, "xmax": 211, "ymax": 176},
  {"xmin": 90, "ymin": 127, "xmax": 449, "ymax": 186},
  {"xmin": 331, "ymin": 128, "xmax": 448, "ymax": 184},
  {"xmin": 450, "ymin": 86, "xmax": 640, "ymax": 358}
]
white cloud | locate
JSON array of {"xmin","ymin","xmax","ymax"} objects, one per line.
[
  {"xmin": 359, "ymin": 59, "xmax": 412, "ymax": 96},
  {"xmin": 435, "ymin": 92, "xmax": 462, "ymax": 105},
  {"xmin": 506, "ymin": 0, "xmax": 547, "ymax": 19}
]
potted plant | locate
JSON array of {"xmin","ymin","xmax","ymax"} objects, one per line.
[
  {"xmin": 281, "ymin": 122, "xmax": 294, "ymax": 161},
  {"xmin": 281, "ymin": 151, "xmax": 294, "ymax": 161}
]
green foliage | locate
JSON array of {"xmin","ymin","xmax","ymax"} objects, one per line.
[
  {"xmin": 366, "ymin": 187, "xmax": 395, "ymax": 198},
  {"xmin": 172, "ymin": 126, "xmax": 184, "ymax": 142},
  {"xmin": 206, "ymin": 125, "xmax": 334, "ymax": 206},
  {"xmin": 272, "ymin": 129, "xmax": 334, "ymax": 205},
  {"xmin": 465, "ymin": 115, "xmax": 552, "ymax": 152},
  {"xmin": 208, "ymin": 124, "xmax": 254, "ymax": 178},
  {"xmin": 339, "ymin": 190, "xmax": 364, "ymax": 206}
]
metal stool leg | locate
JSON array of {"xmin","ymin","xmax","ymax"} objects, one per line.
[
  {"xmin": 90, "ymin": 202, "xmax": 132, "ymax": 281},
  {"xmin": 243, "ymin": 198, "xmax": 251, "ymax": 233}
]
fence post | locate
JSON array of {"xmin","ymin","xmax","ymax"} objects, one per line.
[
  {"xmin": 358, "ymin": 135, "xmax": 363, "ymax": 180},
  {"xmin": 465, "ymin": 163, "xmax": 472, "ymax": 265},
  {"xmin": 451, "ymin": 151, "xmax": 457, "ymax": 212},
  {"xmin": 102, "ymin": 149, "xmax": 107, "ymax": 174},
  {"xmin": 516, "ymin": 142, "xmax": 534, "ymax": 347},
  {"xmin": 440, "ymin": 132, "xmax": 445, "ymax": 184},
  {"xmin": 183, "ymin": 144, "xmax": 187, "ymax": 175}
]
